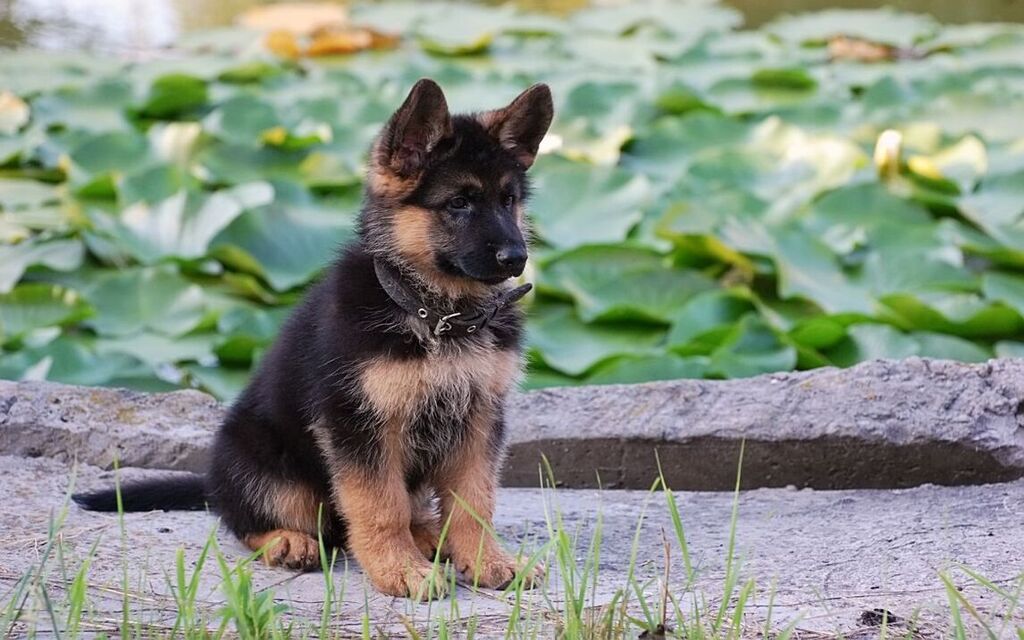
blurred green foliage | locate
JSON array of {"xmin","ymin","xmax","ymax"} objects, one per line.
[{"xmin": 2, "ymin": 1, "xmax": 1024, "ymax": 400}]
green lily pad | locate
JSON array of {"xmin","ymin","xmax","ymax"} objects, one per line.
[
  {"xmin": 765, "ymin": 9, "xmax": 938, "ymax": 47},
  {"xmin": 134, "ymin": 73, "xmax": 208, "ymax": 119},
  {"xmin": 826, "ymin": 323, "xmax": 919, "ymax": 367},
  {"xmin": 572, "ymin": 0, "xmax": 741, "ymax": 39},
  {"xmin": 185, "ymin": 364, "xmax": 252, "ymax": 402},
  {"xmin": 708, "ymin": 314, "xmax": 796, "ymax": 379},
  {"xmin": 540, "ymin": 246, "xmax": 716, "ymax": 323},
  {"xmin": 528, "ymin": 157, "xmax": 652, "ymax": 250},
  {"xmin": 586, "ymin": 354, "xmax": 709, "ymax": 385},
  {"xmin": 773, "ymin": 227, "xmax": 874, "ymax": 315},
  {"xmin": 94, "ymin": 331, "xmax": 217, "ymax": 366},
  {"xmin": 0, "ymin": 336, "xmax": 146, "ymax": 386},
  {"xmin": 0, "ymin": 179, "xmax": 60, "ymax": 211},
  {"xmin": 211, "ymin": 197, "xmax": 356, "ymax": 291},
  {"xmin": 751, "ymin": 68, "xmax": 818, "ymax": 91},
  {"xmin": 0, "ymin": 238, "xmax": 84, "ymax": 294},
  {"xmin": 82, "ymin": 266, "xmax": 210, "ymax": 337},
  {"xmin": 0, "ymin": 283, "xmax": 91, "ymax": 343},
  {"xmin": 527, "ymin": 304, "xmax": 666, "ymax": 376},
  {"xmin": 667, "ymin": 289, "xmax": 757, "ymax": 351},
  {"xmin": 203, "ymin": 95, "xmax": 281, "ymax": 146},
  {"xmin": 89, "ymin": 182, "xmax": 273, "ymax": 262},
  {"xmin": 880, "ymin": 291, "xmax": 1022, "ymax": 338}
]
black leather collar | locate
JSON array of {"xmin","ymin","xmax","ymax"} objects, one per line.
[{"xmin": 373, "ymin": 258, "xmax": 533, "ymax": 338}]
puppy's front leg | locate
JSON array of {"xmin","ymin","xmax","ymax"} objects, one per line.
[
  {"xmin": 436, "ymin": 410, "xmax": 543, "ymax": 590},
  {"xmin": 334, "ymin": 465, "xmax": 447, "ymax": 600}
]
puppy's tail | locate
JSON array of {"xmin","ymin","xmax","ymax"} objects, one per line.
[{"xmin": 73, "ymin": 474, "xmax": 207, "ymax": 512}]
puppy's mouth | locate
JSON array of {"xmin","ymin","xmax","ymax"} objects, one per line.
[{"xmin": 438, "ymin": 255, "xmax": 517, "ymax": 284}]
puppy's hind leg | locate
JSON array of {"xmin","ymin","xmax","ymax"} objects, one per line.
[
  {"xmin": 208, "ymin": 421, "xmax": 333, "ymax": 572},
  {"xmin": 241, "ymin": 483, "xmax": 327, "ymax": 571}
]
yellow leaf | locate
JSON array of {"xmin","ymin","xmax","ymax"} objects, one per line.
[
  {"xmin": 265, "ymin": 30, "xmax": 302, "ymax": 59},
  {"xmin": 307, "ymin": 26, "xmax": 399, "ymax": 56},
  {"xmin": 239, "ymin": 2, "xmax": 348, "ymax": 36},
  {"xmin": 907, "ymin": 156, "xmax": 943, "ymax": 181},
  {"xmin": 260, "ymin": 126, "xmax": 288, "ymax": 146}
]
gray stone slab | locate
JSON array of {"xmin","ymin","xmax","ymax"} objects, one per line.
[
  {"xmin": 4, "ymin": 357, "xmax": 1024, "ymax": 490},
  {"xmin": 2, "ymin": 455, "xmax": 1022, "ymax": 638}
]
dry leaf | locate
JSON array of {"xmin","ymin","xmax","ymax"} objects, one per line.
[
  {"xmin": 239, "ymin": 2, "xmax": 348, "ymax": 36},
  {"xmin": 828, "ymin": 35, "xmax": 897, "ymax": 63},
  {"xmin": 0, "ymin": 91, "xmax": 30, "ymax": 135},
  {"xmin": 265, "ymin": 30, "xmax": 302, "ymax": 59},
  {"xmin": 307, "ymin": 27, "xmax": 374, "ymax": 55},
  {"xmin": 266, "ymin": 25, "xmax": 400, "ymax": 58}
]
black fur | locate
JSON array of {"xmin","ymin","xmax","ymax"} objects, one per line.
[
  {"xmin": 73, "ymin": 79, "xmax": 554, "ymax": 589},
  {"xmin": 73, "ymin": 475, "xmax": 205, "ymax": 512}
]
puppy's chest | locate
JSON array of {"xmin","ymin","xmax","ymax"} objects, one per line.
[{"xmin": 358, "ymin": 344, "xmax": 522, "ymax": 427}]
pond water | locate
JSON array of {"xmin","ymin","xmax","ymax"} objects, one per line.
[{"xmin": 1, "ymin": 0, "xmax": 1022, "ymax": 53}]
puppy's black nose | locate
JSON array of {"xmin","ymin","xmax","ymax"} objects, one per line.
[{"xmin": 495, "ymin": 245, "xmax": 527, "ymax": 275}]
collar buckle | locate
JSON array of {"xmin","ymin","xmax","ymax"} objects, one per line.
[{"xmin": 434, "ymin": 312, "xmax": 461, "ymax": 336}]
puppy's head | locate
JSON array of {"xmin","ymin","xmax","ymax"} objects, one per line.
[{"xmin": 362, "ymin": 79, "xmax": 553, "ymax": 296}]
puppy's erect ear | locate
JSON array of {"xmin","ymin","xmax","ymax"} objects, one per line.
[
  {"xmin": 478, "ymin": 83, "xmax": 554, "ymax": 169},
  {"xmin": 379, "ymin": 78, "xmax": 453, "ymax": 177}
]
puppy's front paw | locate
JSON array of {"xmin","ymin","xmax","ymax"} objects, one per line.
[
  {"xmin": 461, "ymin": 551, "xmax": 544, "ymax": 590},
  {"xmin": 371, "ymin": 561, "xmax": 449, "ymax": 601}
]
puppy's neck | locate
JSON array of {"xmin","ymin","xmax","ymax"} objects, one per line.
[{"xmin": 375, "ymin": 251, "xmax": 497, "ymax": 309}]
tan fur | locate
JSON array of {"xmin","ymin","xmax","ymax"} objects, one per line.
[
  {"xmin": 332, "ymin": 466, "xmax": 446, "ymax": 600},
  {"xmin": 265, "ymin": 484, "xmax": 321, "ymax": 534},
  {"xmin": 434, "ymin": 405, "xmax": 543, "ymax": 588},
  {"xmin": 244, "ymin": 529, "xmax": 319, "ymax": 569},
  {"xmin": 391, "ymin": 206, "xmax": 437, "ymax": 277},
  {"xmin": 391, "ymin": 205, "xmax": 491, "ymax": 299},
  {"xmin": 358, "ymin": 346, "xmax": 521, "ymax": 424},
  {"xmin": 368, "ymin": 164, "xmax": 419, "ymax": 202}
]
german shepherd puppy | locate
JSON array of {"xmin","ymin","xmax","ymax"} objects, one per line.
[{"xmin": 74, "ymin": 79, "xmax": 554, "ymax": 600}]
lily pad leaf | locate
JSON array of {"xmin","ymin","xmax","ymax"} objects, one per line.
[
  {"xmin": 587, "ymin": 354, "xmax": 709, "ymax": 386},
  {"xmin": 203, "ymin": 95, "xmax": 282, "ymax": 146},
  {"xmin": 529, "ymin": 157, "xmax": 652, "ymax": 250},
  {"xmin": 572, "ymin": 0, "xmax": 741, "ymax": 39},
  {"xmin": 527, "ymin": 304, "xmax": 666, "ymax": 376},
  {"xmin": 982, "ymin": 272, "xmax": 1024, "ymax": 318},
  {"xmin": 68, "ymin": 130, "xmax": 154, "ymax": 191},
  {"xmin": 708, "ymin": 314, "xmax": 796, "ymax": 379},
  {"xmin": 0, "ymin": 336, "xmax": 146, "ymax": 386},
  {"xmin": 540, "ymin": 246, "xmax": 716, "ymax": 323},
  {"xmin": 82, "ymin": 266, "xmax": 209, "ymax": 337},
  {"xmin": 914, "ymin": 332, "xmax": 990, "ymax": 362},
  {"xmin": 0, "ymin": 284, "xmax": 91, "ymax": 344},
  {"xmin": 0, "ymin": 238, "xmax": 84, "ymax": 294},
  {"xmin": 751, "ymin": 68, "xmax": 817, "ymax": 91},
  {"xmin": 773, "ymin": 227, "xmax": 874, "ymax": 315},
  {"xmin": 185, "ymin": 364, "xmax": 252, "ymax": 402},
  {"xmin": 879, "ymin": 292, "xmax": 1022, "ymax": 338},
  {"xmin": 211, "ymin": 199, "xmax": 356, "ymax": 291},
  {"xmin": 90, "ymin": 182, "xmax": 274, "ymax": 262},
  {"xmin": 0, "ymin": 179, "xmax": 60, "ymax": 210},
  {"xmin": 765, "ymin": 9, "xmax": 938, "ymax": 47},
  {"xmin": 134, "ymin": 73, "xmax": 209, "ymax": 119},
  {"xmin": 667, "ymin": 289, "xmax": 756, "ymax": 351},
  {"xmin": 826, "ymin": 323, "xmax": 919, "ymax": 367},
  {"xmin": 94, "ymin": 332, "xmax": 217, "ymax": 366}
]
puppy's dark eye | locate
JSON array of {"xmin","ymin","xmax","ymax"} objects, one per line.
[
  {"xmin": 449, "ymin": 196, "xmax": 469, "ymax": 210},
  {"xmin": 503, "ymin": 194, "xmax": 515, "ymax": 208}
]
